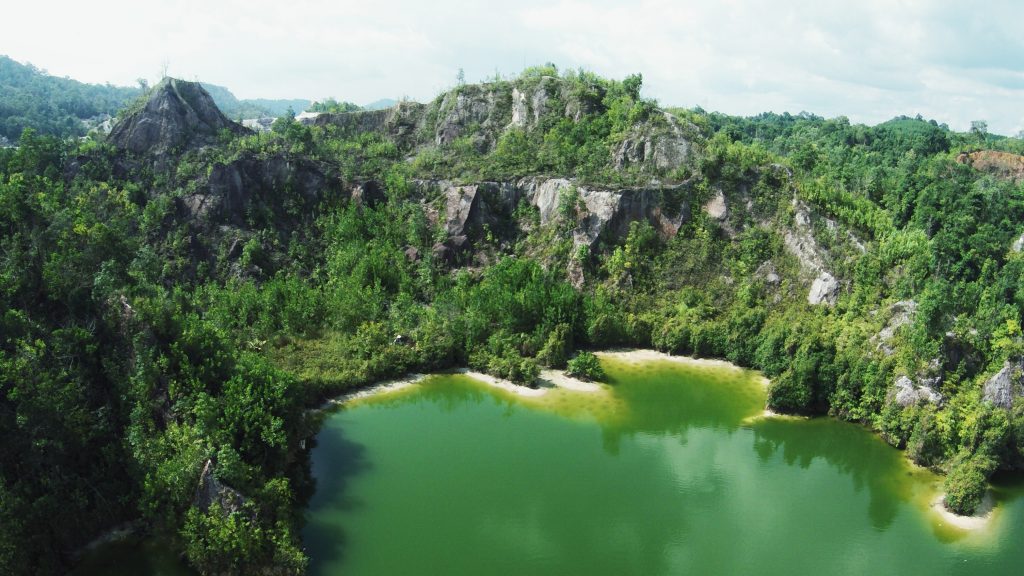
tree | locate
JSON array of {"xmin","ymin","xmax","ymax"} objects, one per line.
[
  {"xmin": 623, "ymin": 73, "xmax": 643, "ymax": 101},
  {"xmin": 970, "ymin": 120, "xmax": 988, "ymax": 145}
]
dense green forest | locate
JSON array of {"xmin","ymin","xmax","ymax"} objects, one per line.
[
  {"xmin": 0, "ymin": 56, "xmax": 140, "ymax": 141},
  {"xmin": 3, "ymin": 64, "xmax": 1024, "ymax": 575}
]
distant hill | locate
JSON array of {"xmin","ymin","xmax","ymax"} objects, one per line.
[
  {"xmin": 200, "ymin": 82, "xmax": 309, "ymax": 119},
  {"xmin": 0, "ymin": 55, "xmax": 141, "ymax": 140},
  {"xmin": 363, "ymin": 98, "xmax": 398, "ymax": 111},
  {"xmin": 242, "ymin": 97, "xmax": 312, "ymax": 118}
]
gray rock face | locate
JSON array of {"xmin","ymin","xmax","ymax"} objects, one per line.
[
  {"xmin": 872, "ymin": 300, "xmax": 918, "ymax": 355},
  {"xmin": 892, "ymin": 375, "xmax": 942, "ymax": 407},
  {"xmin": 434, "ymin": 86, "xmax": 503, "ymax": 149},
  {"xmin": 108, "ymin": 78, "xmax": 249, "ymax": 155},
  {"xmin": 418, "ymin": 176, "xmax": 692, "ymax": 283},
  {"xmin": 783, "ymin": 199, "xmax": 841, "ymax": 306},
  {"xmin": 189, "ymin": 152, "xmax": 335, "ymax": 226},
  {"xmin": 194, "ymin": 459, "xmax": 245, "ymax": 514},
  {"xmin": 614, "ymin": 112, "xmax": 692, "ymax": 173},
  {"xmin": 983, "ymin": 359, "xmax": 1024, "ymax": 408},
  {"xmin": 520, "ymin": 177, "xmax": 690, "ymax": 249},
  {"xmin": 316, "ymin": 77, "xmax": 692, "ymax": 175},
  {"xmin": 807, "ymin": 273, "xmax": 840, "ymax": 306},
  {"xmin": 314, "ymin": 101, "xmax": 427, "ymax": 150},
  {"xmin": 703, "ymin": 190, "xmax": 728, "ymax": 221},
  {"xmin": 444, "ymin": 185, "xmax": 481, "ymax": 236}
]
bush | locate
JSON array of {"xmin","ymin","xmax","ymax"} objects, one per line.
[
  {"xmin": 766, "ymin": 370, "xmax": 812, "ymax": 414},
  {"xmin": 566, "ymin": 351, "xmax": 606, "ymax": 382},
  {"xmin": 943, "ymin": 453, "xmax": 995, "ymax": 515},
  {"xmin": 537, "ymin": 323, "xmax": 572, "ymax": 368}
]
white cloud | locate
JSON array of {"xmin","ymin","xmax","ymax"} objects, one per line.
[{"xmin": 5, "ymin": 0, "xmax": 1024, "ymax": 133}]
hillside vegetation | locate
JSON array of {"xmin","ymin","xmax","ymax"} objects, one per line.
[{"xmin": 3, "ymin": 65, "xmax": 1024, "ymax": 574}]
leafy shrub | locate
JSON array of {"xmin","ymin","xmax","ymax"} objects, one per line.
[
  {"xmin": 566, "ymin": 351, "xmax": 606, "ymax": 382},
  {"xmin": 943, "ymin": 453, "xmax": 995, "ymax": 515}
]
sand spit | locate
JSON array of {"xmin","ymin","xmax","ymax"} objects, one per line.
[
  {"xmin": 537, "ymin": 369, "xmax": 603, "ymax": 392},
  {"xmin": 931, "ymin": 492, "xmax": 996, "ymax": 531}
]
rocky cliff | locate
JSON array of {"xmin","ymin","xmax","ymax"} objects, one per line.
[
  {"xmin": 108, "ymin": 78, "xmax": 250, "ymax": 156},
  {"xmin": 314, "ymin": 75, "xmax": 695, "ymax": 177}
]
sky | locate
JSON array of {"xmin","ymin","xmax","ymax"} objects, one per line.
[{"xmin": 6, "ymin": 0, "xmax": 1024, "ymax": 134}]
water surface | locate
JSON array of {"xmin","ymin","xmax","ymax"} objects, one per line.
[{"xmin": 303, "ymin": 358, "xmax": 1024, "ymax": 575}]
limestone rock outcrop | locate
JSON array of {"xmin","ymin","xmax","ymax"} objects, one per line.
[
  {"xmin": 983, "ymin": 359, "xmax": 1024, "ymax": 409},
  {"xmin": 891, "ymin": 375, "xmax": 942, "ymax": 407}
]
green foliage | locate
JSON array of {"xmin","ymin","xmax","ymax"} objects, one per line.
[
  {"xmin": 306, "ymin": 98, "xmax": 361, "ymax": 114},
  {"xmin": 7, "ymin": 63, "xmax": 1024, "ymax": 573},
  {"xmin": 0, "ymin": 56, "xmax": 141, "ymax": 139},
  {"xmin": 566, "ymin": 351, "xmax": 606, "ymax": 381},
  {"xmin": 943, "ymin": 452, "xmax": 995, "ymax": 515},
  {"xmin": 537, "ymin": 323, "xmax": 573, "ymax": 368},
  {"xmin": 182, "ymin": 502, "xmax": 305, "ymax": 576}
]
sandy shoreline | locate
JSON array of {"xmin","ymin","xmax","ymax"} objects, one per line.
[
  {"xmin": 326, "ymin": 366, "xmax": 605, "ymax": 407},
  {"xmin": 455, "ymin": 369, "xmax": 548, "ymax": 397},
  {"xmin": 537, "ymin": 369, "xmax": 603, "ymax": 392},
  {"xmin": 598, "ymin": 348, "xmax": 749, "ymax": 372},
  {"xmin": 930, "ymin": 492, "xmax": 996, "ymax": 531},
  {"xmin": 322, "ymin": 373, "xmax": 427, "ymax": 408}
]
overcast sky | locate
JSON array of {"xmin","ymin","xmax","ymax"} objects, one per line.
[{"xmin": 7, "ymin": 0, "xmax": 1024, "ymax": 134}]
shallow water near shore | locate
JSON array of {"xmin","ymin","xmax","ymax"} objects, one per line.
[{"xmin": 303, "ymin": 358, "xmax": 1024, "ymax": 575}]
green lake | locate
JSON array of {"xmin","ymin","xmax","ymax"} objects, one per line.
[{"xmin": 76, "ymin": 355, "xmax": 1024, "ymax": 574}]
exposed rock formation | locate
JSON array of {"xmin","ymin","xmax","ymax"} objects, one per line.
[
  {"xmin": 783, "ymin": 199, "xmax": 841, "ymax": 305},
  {"xmin": 807, "ymin": 274, "xmax": 840, "ymax": 306},
  {"xmin": 614, "ymin": 112, "xmax": 692, "ymax": 172},
  {"xmin": 183, "ymin": 152, "xmax": 338, "ymax": 226},
  {"xmin": 314, "ymin": 101, "xmax": 427, "ymax": 150},
  {"xmin": 194, "ymin": 459, "xmax": 245, "ymax": 514},
  {"xmin": 422, "ymin": 177, "xmax": 690, "ymax": 251},
  {"xmin": 983, "ymin": 359, "xmax": 1024, "ymax": 409},
  {"xmin": 956, "ymin": 150, "xmax": 1024, "ymax": 184},
  {"xmin": 314, "ymin": 76, "xmax": 694, "ymax": 175},
  {"xmin": 891, "ymin": 375, "xmax": 942, "ymax": 407},
  {"xmin": 872, "ymin": 300, "xmax": 918, "ymax": 355},
  {"xmin": 703, "ymin": 189, "xmax": 728, "ymax": 221},
  {"xmin": 108, "ymin": 78, "xmax": 250, "ymax": 155}
]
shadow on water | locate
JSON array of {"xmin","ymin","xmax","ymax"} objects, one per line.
[
  {"xmin": 302, "ymin": 423, "xmax": 372, "ymax": 573},
  {"xmin": 751, "ymin": 417, "xmax": 914, "ymax": 531},
  {"xmin": 597, "ymin": 359, "xmax": 765, "ymax": 455}
]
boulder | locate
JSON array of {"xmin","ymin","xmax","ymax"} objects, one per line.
[
  {"xmin": 808, "ymin": 272, "xmax": 840, "ymax": 306},
  {"xmin": 703, "ymin": 189, "xmax": 728, "ymax": 221},
  {"xmin": 754, "ymin": 261, "xmax": 780, "ymax": 286}
]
